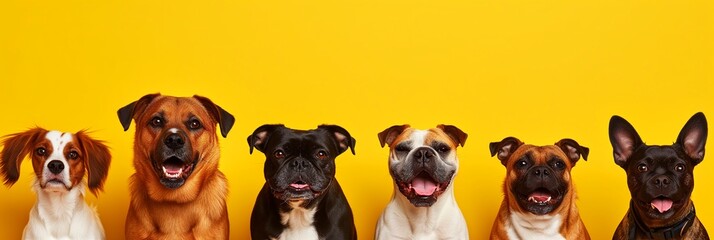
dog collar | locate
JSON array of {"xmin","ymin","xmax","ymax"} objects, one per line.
[{"xmin": 628, "ymin": 200, "xmax": 696, "ymax": 240}]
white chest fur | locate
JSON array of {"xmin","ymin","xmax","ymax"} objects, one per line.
[
  {"xmin": 506, "ymin": 212, "xmax": 565, "ymax": 240},
  {"xmin": 275, "ymin": 201, "xmax": 319, "ymax": 240}
]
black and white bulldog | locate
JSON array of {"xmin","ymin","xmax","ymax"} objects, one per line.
[
  {"xmin": 375, "ymin": 124, "xmax": 469, "ymax": 240},
  {"xmin": 247, "ymin": 124, "xmax": 357, "ymax": 240}
]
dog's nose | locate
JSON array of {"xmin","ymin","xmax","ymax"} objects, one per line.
[
  {"xmin": 652, "ymin": 175, "xmax": 672, "ymax": 188},
  {"xmin": 290, "ymin": 159, "xmax": 311, "ymax": 172},
  {"xmin": 47, "ymin": 160, "xmax": 64, "ymax": 174},
  {"xmin": 164, "ymin": 133, "xmax": 185, "ymax": 149},
  {"xmin": 414, "ymin": 147, "xmax": 434, "ymax": 165},
  {"xmin": 531, "ymin": 166, "xmax": 550, "ymax": 177}
]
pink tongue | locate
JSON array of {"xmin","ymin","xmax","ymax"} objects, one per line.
[
  {"xmin": 411, "ymin": 177, "xmax": 438, "ymax": 196},
  {"xmin": 652, "ymin": 199, "xmax": 673, "ymax": 213},
  {"xmin": 530, "ymin": 192, "xmax": 551, "ymax": 202},
  {"xmin": 290, "ymin": 183, "xmax": 309, "ymax": 189},
  {"xmin": 164, "ymin": 165, "xmax": 182, "ymax": 174}
]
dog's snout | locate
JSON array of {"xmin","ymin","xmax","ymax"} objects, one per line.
[
  {"xmin": 48, "ymin": 160, "xmax": 64, "ymax": 174},
  {"xmin": 290, "ymin": 159, "xmax": 311, "ymax": 172},
  {"xmin": 651, "ymin": 175, "xmax": 672, "ymax": 188},
  {"xmin": 414, "ymin": 147, "xmax": 435, "ymax": 165},
  {"xmin": 164, "ymin": 133, "xmax": 185, "ymax": 149},
  {"xmin": 531, "ymin": 166, "xmax": 550, "ymax": 178}
]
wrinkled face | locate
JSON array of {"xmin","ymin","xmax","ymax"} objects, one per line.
[
  {"xmin": 625, "ymin": 146, "xmax": 694, "ymax": 221},
  {"xmin": 135, "ymin": 97, "xmax": 219, "ymax": 189},
  {"xmin": 389, "ymin": 128, "xmax": 459, "ymax": 207},
  {"xmin": 260, "ymin": 128, "xmax": 342, "ymax": 202},
  {"xmin": 31, "ymin": 131, "xmax": 85, "ymax": 192},
  {"xmin": 506, "ymin": 145, "xmax": 572, "ymax": 215}
]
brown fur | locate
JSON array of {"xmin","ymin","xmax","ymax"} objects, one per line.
[
  {"xmin": 121, "ymin": 94, "xmax": 230, "ymax": 240},
  {"xmin": 490, "ymin": 143, "xmax": 590, "ymax": 240}
]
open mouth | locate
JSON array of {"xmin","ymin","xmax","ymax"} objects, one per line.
[
  {"xmin": 159, "ymin": 156, "xmax": 195, "ymax": 179},
  {"xmin": 527, "ymin": 188, "xmax": 554, "ymax": 205},
  {"xmin": 516, "ymin": 187, "xmax": 564, "ymax": 215},
  {"xmin": 649, "ymin": 196, "xmax": 675, "ymax": 214},
  {"xmin": 396, "ymin": 171, "xmax": 451, "ymax": 207}
]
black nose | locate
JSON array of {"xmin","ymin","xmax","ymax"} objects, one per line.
[
  {"xmin": 290, "ymin": 159, "xmax": 311, "ymax": 172},
  {"xmin": 652, "ymin": 175, "xmax": 672, "ymax": 188},
  {"xmin": 414, "ymin": 147, "xmax": 435, "ymax": 165},
  {"xmin": 47, "ymin": 160, "xmax": 64, "ymax": 174},
  {"xmin": 531, "ymin": 166, "xmax": 550, "ymax": 178},
  {"xmin": 164, "ymin": 133, "xmax": 185, "ymax": 149}
]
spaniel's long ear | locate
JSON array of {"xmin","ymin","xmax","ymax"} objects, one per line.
[
  {"xmin": 1, "ymin": 128, "xmax": 47, "ymax": 186},
  {"xmin": 75, "ymin": 131, "xmax": 111, "ymax": 196},
  {"xmin": 118, "ymin": 93, "xmax": 160, "ymax": 131}
]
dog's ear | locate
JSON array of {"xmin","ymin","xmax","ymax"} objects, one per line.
[
  {"xmin": 377, "ymin": 125, "xmax": 410, "ymax": 148},
  {"xmin": 318, "ymin": 125, "xmax": 356, "ymax": 155},
  {"xmin": 555, "ymin": 138, "xmax": 589, "ymax": 166},
  {"xmin": 609, "ymin": 115, "xmax": 643, "ymax": 168},
  {"xmin": 75, "ymin": 131, "xmax": 111, "ymax": 196},
  {"xmin": 489, "ymin": 137, "xmax": 523, "ymax": 166},
  {"xmin": 193, "ymin": 95, "xmax": 236, "ymax": 138},
  {"xmin": 1, "ymin": 128, "xmax": 47, "ymax": 186},
  {"xmin": 676, "ymin": 112, "xmax": 708, "ymax": 165},
  {"xmin": 437, "ymin": 124, "xmax": 468, "ymax": 147},
  {"xmin": 247, "ymin": 124, "xmax": 284, "ymax": 154},
  {"xmin": 117, "ymin": 93, "xmax": 160, "ymax": 131}
]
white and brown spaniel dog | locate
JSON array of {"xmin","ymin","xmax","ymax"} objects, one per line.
[{"xmin": 1, "ymin": 128, "xmax": 111, "ymax": 240}]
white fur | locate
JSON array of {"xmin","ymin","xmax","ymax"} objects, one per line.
[
  {"xmin": 275, "ymin": 201, "xmax": 319, "ymax": 240},
  {"xmin": 21, "ymin": 131, "xmax": 105, "ymax": 240},
  {"xmin": 505, "ymin": 212, "xmax": 565, "ymax": 240},
  {"xmin": 376, "ymin": 130, "xmax": 468, "ymax": 240}
]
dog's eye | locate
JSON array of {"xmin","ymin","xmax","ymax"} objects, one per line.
[
  {"xmin": 638, "ymin": 164, "xmax": 648, "ymax": 172},
  {"xmin": 36, "ymin": 147, "xmax": 46, "ymax": 156},
  {"xmin": 554, "ymin": 161, "xmax": 566, "ymax": 169},
  {"xmin": 150, "ymin": 117, "xmax": 164, "ymax": 128},
  {"xmin": 395, "ymin": 146, "xmax": 409, "ymax": 152},
  {"xmin": 316, "ymin": 150, "xmax": 328, "ymax": 160},
  {"xmin": 517, "ymin": 160, "xmax": 528, "ymax": 168},
  {"xmin": 437, "ymin": 146, "xmax": 450, "ymax": 153},
  {"xmin": 675, "ymin": 164, "xmax": 685, "ymax": 172},
  {"xmin": 274, "ymin": 150, "xmax": 285, "ymax": 159},
  {"xmin": 188, "ymin": 119, "xmax": 202, "ymax": 130},
  {"xmin": 68, "ymin": 151, "xmax": 79, "ymax": 160}
]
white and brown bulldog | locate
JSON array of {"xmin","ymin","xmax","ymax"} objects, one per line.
[
  {"xmin": 376, "ymin": 124, "xmax": 469, "ymax": 240},
  {"xmin": 489, "ymin": 137, "xmax": 590, "ymax": 240}
]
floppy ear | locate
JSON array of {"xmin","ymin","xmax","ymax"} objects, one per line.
[
  {"xmin": 676, "ymin": 112, "xmax": 708, "ymax": 165},
  {"xmin": 75, "ymin": 131, "xmax": 111, "ymax": 196},
  {"xmin": 247, "ymin": 124, "xmax": 284, "ymax": 154},
  {"xmin": 489, "ymin": 137, "xmax": 523, "ymax": 166},
  {"xmin": 437, "ymin": 124, "xmax": 468, "ymax": 147},
  {"xmin": 377, "ymin": 125, "xmax": 410, "ymax": 148},
  {"xmin": 609, "ymin": 115, "xmax": 643, "ymax": 168},
  {"xmin": 1, "ymin": 128, "xmax": 47, "ymax": 186},
  {"xmin": 193, "ymin": 95, "xmax": 236, "ymax": 138},
  {"xmin": 318, "ymin": 125, "xmax": 356, "ymax": 155},
  {"xmin": 555, "ymin": 138, "xmax": 589, "ymax": 166},
  {"xmin": 117, "ymin": 93, "xmax": 160, "ymax": 131}
]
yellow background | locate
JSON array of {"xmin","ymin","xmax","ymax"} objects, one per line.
[{"xmin": 1, "ymin": 0, "xmax": 712, "ymax": 239}]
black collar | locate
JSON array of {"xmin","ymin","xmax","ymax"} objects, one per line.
[{"xmin": 629, "ymin": 200, "xmax": 696, "ymax": 240}]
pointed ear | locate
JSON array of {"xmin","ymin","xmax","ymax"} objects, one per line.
[
  {"xmin": 609, "ymin": 115, "xmax": 643, "ymax": 168},
  {"xmin": 75, "ymin": 131, "xmax": 111, "ymax": 196},
  {"xmin": 437, "ymin": 124, "xmax": 468, "ymax": 147},
  {"xmin": 555, "ymin": 138, "xmax": 589, "ymax": 166},
  {"xmin": 489, "ymin": 137, "xmax": 524, "ymax": 166},
  {"xmin": 117, "ymin": 93, "xmax": 160, "ymax": 131},
  {"xmin": 318, "ymin": 125, "xmax": 356, "ymax": 155},
  {"xmin": 377, "ymin": 125, "xmax": 410, "ymax": 148},
  {"xmin": 676, "ymin": 112, "xmax": 708, "ymax": 164},
  {"xmin": 1, "ymin": 128, "xmax": 47, "ymax": 186},
  {"xmin": 193, "ymin": 95, "xmax": 236, "ymax": 138},
  {"xmin": 247, "ymin": 124, "xmax": 284, "ymax": 154}
]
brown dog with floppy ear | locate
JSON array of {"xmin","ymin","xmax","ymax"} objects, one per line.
[
  {"xmin": 489, "ymin": 136, "xmax": 590, "ymax": 240},
  {"xmin": 1, "ymin": 128, "xmax": 111, "ymax": 239},
  {"xmin": 118, "ymin": 93, "xmax": 235, "ymax": 240}
]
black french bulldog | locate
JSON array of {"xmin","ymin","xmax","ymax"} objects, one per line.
[
  {"xmin": 248, "ymin": 124, "xmax": 357, "ymax": 240},
  {"xmin": 609, "ymin": 112, "xmax": 709, "ymax": 240}
]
